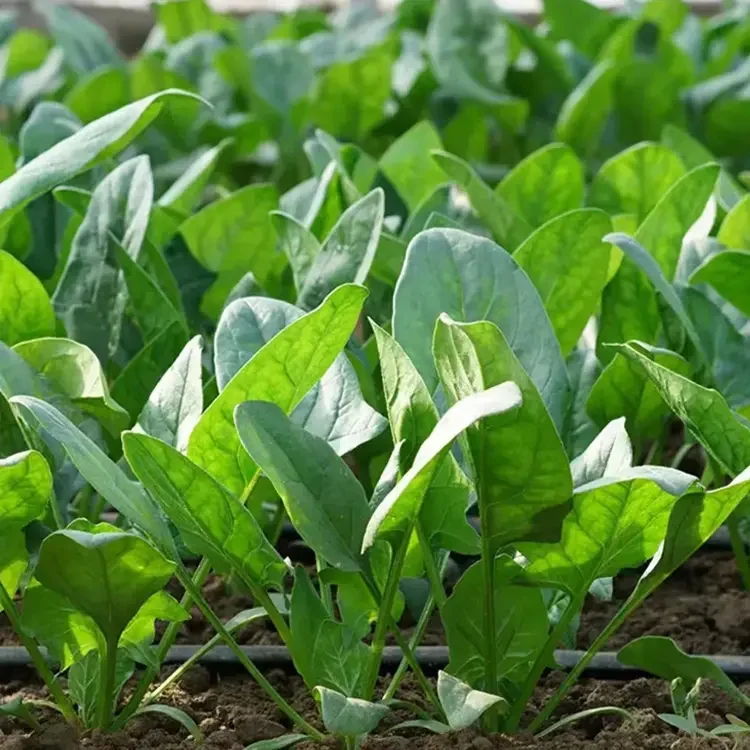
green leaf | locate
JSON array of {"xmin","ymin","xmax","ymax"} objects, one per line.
[
  {"xmin": 134, "ymin": 336, "xmax": 203, "ymax": 453},
  {"xmin": 443, "ymin": 556, "xmax": 548, "ymax": 693},
  {"xmin": 180, "ymin": 184, "xmax": 281, "ymax": 287},
  {"xmin": 270, "ymin": 211, "xmax": 321, "ymax": 295},
  {"xmin": 64, "ymin": 67, "xmax": 129, "ymax": 124},
  {"xmin": 392, "ymin": 228, "xmax": 568, "ymax": 428},
  {"xmin": 235, "ymin": 401, "xmax": 370, "ymax": 571},
  {"xmin": 690, "ymin": 250, "xmax": 750, "ymax": 318},
  {"xmin": 35, "ymin": 530, "xmax": 174, "ymax": 643},
  {"xmin": 434, "ymin": 317, "xmax": 572, "ymax": 553},
  {"xmin": 155, "ymin": 0, "xmax": 228, "ymax": 43},
  {"xmin": 555, "ymin": 61, "xmax": 615, "ymax": 159},
  {"xmin": 188, "ymin": 284, "xmax": 367, "ymax": 495},
  {"xmin": 431, "ymin": 152, "xmax": 532, "ymax": 251},
  {"xmin": 521, "ymin": 467, "xmax": 695, "ymax": 598},
  {"xmin": 13, "ymin": 338, "xmax": 129, "ymax": 437},
  {"xmin": 570, "ymin": 418, "xmax": 633, "ymax": 488},
  {"xmin": 0, "ymin": 250, "xmax": 55, "ymax": 345},
  {"xmin": 0, "ymin": 90, "xmax": 199, "ymax": 228},
  {"xmin": 243, "ymin": 736, "xmax": 308, "ymax": 750},
  {"xmin": 372, "ymin": 323, "xmax": 478, "ymax": 554},
  {"xmin": 589, "ymin": 143, "xmax": 685, "ymax": 224},
  {"xmin": 120, "ymin": 589, "xmax": 188, "ymax": 647},
  {"xmin": 379, "ymin": 121, "xmax": 446, "ymax": 213},
  {"xmin": 618, "ymin": 636, "xmax": 750, "ymax": 707},
  {"xmin": 543, "ymin": 0, "xmax": 617, "ymax": 58},
  {"xmin": 315, "ymin": 687, "xmax": 389, "ymax": 737},
  {"xmin": 364, "ymin": 380, "xmax": 522, "ymax": 551},
  {"xmin": 437, "ymin": 671, "xmax": 507, "ymax": 730},
  {"xmin": 0, "ymin": 531, "xmax": 29, "ymax": 611},
  {"xmin": 496, "ymin": 144, "xmax": 584, "ymax": 229},
  {"xmin": 251, "ymin": 40, "xmax": 314, "ymax": 117},
  {"xmin": 298, "ymin": 189, "xmax": 384, "ymax": 311},
  {"xmin": 615, "ymin": 343, "xmax": 750, "ymax": 477},
  {"xmin": 587, "ymin": 344, "xmax": 690, "ymax": 444},
  {"xmin": 133, "ymin": 704, "xmax": 204, "ymax": 742},
  {"xmin": 11, "ymin": 396, "xmax": 176, "ymax": 558},
  {"xmin": 122, "ymin": 431, "xmax": 286, "ymax": 589},
  {"xmin": 717, "ymin": 194, "xmax": 750, "ymax": 249},
  {"xmin": 514, "ymin": 209, "xmax": 612, "ymax": 355},
  {"xmin": 52, "ymin": 156, "xmax": 154, "ymax": 363},
  {"xmin": 216, "ymin": 297, "xmax": 385, "ymax": 457},
  {"xmin": 69, "ymin": 649, "xmax": 133, "ymax": 728},
  {"xmin": 563, "ymin": 345, "xmax": 601, "ymax": 458}
]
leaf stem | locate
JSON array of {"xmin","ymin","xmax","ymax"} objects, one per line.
[
  {"xmin": 175, "ymin": 566, "xmax": 325, "ymax": 740},
  {"xmin": 0, "ymin": 585, "xmax": 77, "ymax": 725},
  {"xmin": 316, "ymin": 556, "xmax": 334, "ymax": 616},
  {"xmin": 415, "ymin": 524, "xmax": 448, "ymax": 610},
  {"xmin": 96, "ymin": 635, "xmax": 119, "ymax": 729},
  {"xmin": 728, "ymin": 514, "xmax": 750, "ymax": 590}
]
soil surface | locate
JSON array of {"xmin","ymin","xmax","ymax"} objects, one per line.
[{"xmin": 2, "ymin": 668, "xmax": 750, "ymax": 749}]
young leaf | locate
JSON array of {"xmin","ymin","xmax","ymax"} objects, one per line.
[
  {"xmin": 570, "ymin": 418, "xmax": 633, "ymax": 488},
  {"xmin": 0, "ymin": 90, "xmax": 199, "ymax": 227},
  {"xmin": 495, "ymin": 144, "xmax": 584, "ymax": 229},
  {"xmin": 315, "ymin": 687, "xmax": 390, "ymax": 737},
  {"xmin": 618, "ymin": 636, "xmax": 750, "ymax": 708},
  {"xmin": 69, "ymin": 649, "xmax": 134, "ymax": 728},
  {"xmin": 132, "ymin": 704, "xmax": 204, "ymax": 742},
  {"xmin": 437, "ymin": 671, "xmax": 507, "ymax": 730},
  {"xmin": 434, "ymin": 317, "xmax": 572, "ymax": 552},
  {"xmin": 690, "ymin": 250, "xmax": 750, "ymax": 318},
  {"xmin": 216, "ymin": 297, "xmax": 385, "ymax": 458},
  {"xmin": 363, "ymin": 380, "xmax": 522, "ymax": 551},
  {"xmin": 122, "ymin": 431, "xmax": 287, "ymax": 589},
  {"xmin": 297, "ymin": 188, "xmax": 384, "ymax": 311},
  {"xmin": 392, "ymin": 228, "xmax": 569, "ymax": 428},
  {"xmin": 133, "ymin": 336, "xmax": 203, "ymax": 453},
  {"xmin": 514, "ymin": 209, "xmax": 612, "ymax": 355},
  {"xmin": 0, "ymin": 250, "xmax": 56, "ymax": 345},
  {"xmin": 64, "ymin": 67, "xmax": 129, "ymax": 124},
  {"xmin": 188, "ymin": 284, "xmax": 367, "ymax": 495}
]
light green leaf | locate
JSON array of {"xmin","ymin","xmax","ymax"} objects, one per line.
[
  {"xmin": 69, "ymin": 649, "xmax": 134, "ymax": 728},
  {"xmin": 717, "ymin": 194, "xmax": 750, "ymax": 249},
  {"xmin": 188, "ymin": 284, "xmax": 367, "ymax": 495},
  {"xmin": 270, "ymin": 211, "xmax": 321, "ymax": 295},
  {"xmin": 570, "ymin": 418, "xmax": 633, "ymax": 488},
  {"xmin": 434, "ymin": 317, "xmax": 572, "ymax": 553},
  {"xmin": 690, "ymin": 250, "xmax": 750, "ymax": 318},
  {"xmin": 64, "ymin": 67, "xmax": 129, "ymax": 124},
  {"xmin": 251, "ymin": 40, "xmax": 314, "ymax": 116},
  {"xmin": 543, "ymin": 0, "xmax": 616, "ymax": 58},
  {"xmin": 155, "ymin": 0, "xmax": 228, "ymax": 44},
  {"xmin": 437, "ymin": 671, "xmax": 507, "ymax": 730},
  {"xmin": 0, "ymin": 90, "xmax": 199, "ymax": 228},
  {"xmin": 120, "ymin": 589, "xmax": 188, "ymax": 647},
  {"xmin": 392, "ymin": 228, "xmax": 569, "ymax": 428},
  {"xmin": 496, "ymin": 144, "xmax": 584, "ymax": 229},
  {"xmin": 315, "ymin": 687, "xmax": 389, "ymax": 737},
  {"xmin": 123, "ymin": 431, "xmax": 286, "ymax": 589},
  {"xmin": 514, "ymin": 209, "xmax": 612, "ymax": 355},
  {"xmin": 133, "ymin": 704, "xmax": 204, "ymax": 742},
  {"xmin": 0, "ymin": 250, "xmax": 55, "ymax": 345},
  {"xmin": 563, "ymin": 345, "xmax": 601, "ymax": 459}
]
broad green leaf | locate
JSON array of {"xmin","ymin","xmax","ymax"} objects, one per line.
[
  {"xmin": 589, "ymin": 143, "xmax": 685, "ymax": 224},
  {"xmin": 444, "ymin": 557, "xmax": 548, "ymax": 693},
  {"xmin": 555, "ymin": 61, "xmax": 615, "ymax": 159},
  {"xmin": 120, "ymin": 589, "xmax": 188, "ymax": 647},
  {"xmin": 431, "ymin": 152, "xmax": 532, "ymax": 251},
  {"xmin": 543, "ymin": 0, "xmax": 617, "ymax": 58},
  {"xmin": 587, "ymin": 344, "xmax": 689, "ymax": 444},
  {"xmin": 690, "ymin": 250, "xmax": 750, "ymax": 318},
  {"xmin": 315, "ymin": 687, "xmax": 389, "ymax": 737},
  {"xmin": 496, "ymin": 144, "xmax": 584, "ymax": 229},
  {"xmin": 270, "ymin": 211, "xmax": 321, "ymax": 295},
  {"xmin": 363, "ymin": 381, "xmax": 521, "ymax": 552},
  {"xmin": 717, "ymin": 194, "xmax": 750, "ymax": 249},
  {"xmin": 616, "ymin": 342, "xmax": 750, "ymax": 476},
  {"xmin": 215, "ymin": 297, "xmax": 385, "ymax": 457},
  {"xmin": 64, "ymin": 67, "xmax": 129, "ymax": 124},
  {"xmin": 123, "ymin": 431, "xmax": 287, "ymax": 589},
  {"xmin": 69, "ymin": 649, "xmax": 133, "ymax": 728},
  {"xmin": 251, "ymin": 40, "xmax": 314, "ymax": 117},
  {"xmin": 290, "ymin": 568, "xmax": 370, "ymax": 694},
  {"xmin": 0, "ymin": 530, "xmax": 27, "ymax": 609},
  {"xmin": 10, "ymin": 396, "xmax": 176, "ymax": 557},
  {"xmin": 563, "ymin": 345, "xmax": 601, "ymax": 458},
  {"xmin": 570, "ymin": 418, "xmax": 633, "ymax": 488},
  {"xmin": 236, "ymin": 400, "xmax": 371, "ymax": 571},
  {"xmin": 188, "ymin": 284, "xmax": 367, "ymax": 495},
  {"xmin": 373, "ymin": 323, "xmax": 478, "ymax": 554},
  {"xmin": 618, "ymin": 637, "xmax": 750, "ymax": 707},
  {"xmin": 134, "ymin": 336, "xmax": 203, "ymax": 453},
  {"xmin": 379, "ymin": 121, "xmax": 446, "ymax": 213},
  {"xmin": 158, "ymin": 139, "xmax": 231, "ymax": 217},
  {"xmin": 392, "ymin": 228, "xmax": 569, "ymax": 428},
  {"xmin": 35, "ymin": 530, "xmax": 174, "ymax": 643},
  {"xmin": 437, "ymin": 671, "xmax": 507, "ymax": 730},
  {"xmin": 520, "ymin": 467, "xmax": 695, "ymax": 598},
  {"xmin": 0, "ymin": 250, "xmax": 55, "ymax": 345},
  {"xmin": 180, "ymin": 184, "xmax": 281, "ymax": 287},
  {"xmin": 514, "ymin": 209, "xmax": 612, "ymax": 355},
  {"xmin": 52, "ymin": 156, "xmax": 154, "ymax": 363},
  {"xmin": 434, "ymin": 317, "xmax": 572, "ymax": 553},
  {"xmin": 298, "ymin": 189, "xmax": 384, "ymax": 310},
  {"xmin": 0, "ymin": 90, "xmax": 199, "ymax": 228},
  {"xmin": 155, "ymin": 0, "xmax": 228, "ymax": 43}
]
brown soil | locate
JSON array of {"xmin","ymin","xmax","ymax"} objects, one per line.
[{"xmin": 1, "ymin": 668, "xmax": 750, "ymax": 750}]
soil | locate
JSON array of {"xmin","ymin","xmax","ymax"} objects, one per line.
[{"xmin": 2, "ymin": 667, "xmax": 750, "ymax": 750}]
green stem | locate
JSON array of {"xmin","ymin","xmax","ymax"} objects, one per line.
[
  {"xmin": 96, "ymin": 636, "xmax": 119, "ymax": 729},
  {"xmin": 268, "ymin": 500, "xmax": 287, "ymax": 545},
  {"xmin": 176, "ymin": 567, "xmax": 324, "ymax": 740},
  {"xmin": 382, "ymin": 551, "xmax": 449, "ymax": 702},
  {"xmin": 504, "ymin": 590, "xmax": 586, "ymax": 732},
  {"xmin": 728, "ymin": 514, "xmax": 750, "ymax": 590},
  {"xmin": 0, "ymin": 585, "xmax": 77, "ymax": 725},
  {"xmin": 316, "ymin": 556, "xmax": 334, "ymax": 616},
  {"xmin": 415, "ymin": 524, "xmax": 448, "ymax": 610},
  {"xmin": 669, "ymin": 442, "xmax": 696, "ymax": 470}
]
